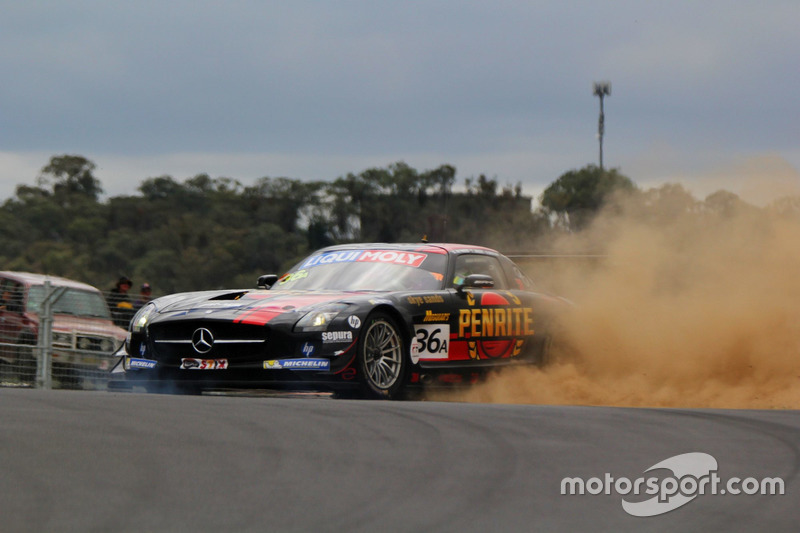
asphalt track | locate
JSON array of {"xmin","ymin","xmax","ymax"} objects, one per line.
[{"xmin": 1, "ymin": 388, "xmax": 798, "ymax": 532}]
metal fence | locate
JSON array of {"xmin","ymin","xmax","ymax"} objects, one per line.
[{"xmin": 0, "ymin": 280, "xmax": 131, "ymax": 390}]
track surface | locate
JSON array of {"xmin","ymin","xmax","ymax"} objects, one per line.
[{"xmin": 1, "ymin": 388, "xmax": 798, "ymax": 532}]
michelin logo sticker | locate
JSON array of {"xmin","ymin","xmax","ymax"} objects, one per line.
[
  {"xmin": 264, "ymin": 359, "xmax": 330, "ymax": 370},
  {"xmin": 128, "ymin": 358, "xmax": 157, "ymax": 369}
]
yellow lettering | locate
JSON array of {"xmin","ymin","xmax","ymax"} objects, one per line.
[
  {"xmin": 524, "ymin": 308, "xmax": 534, "ymax": 335},
  {"xmin": 495, "ymin": 309, "xmax": 507, "ymax": 336},
  {"xmin": 459, "ymin": 306, "xmax": 535, "ymax": 339},
  {"xmin": 471, "ymin": 308, "xmax": 481, "ymax": 337},
  {"xmin": 512, "ymin": 308, "xmax": 523, "ymax": 335},
  {"xmin": 458, "ymin": 310, "xmax": 471, "ymax": 337},
  {"xmin": 481, "ymin": 308, "xmax": 494, "ymax": 337}
]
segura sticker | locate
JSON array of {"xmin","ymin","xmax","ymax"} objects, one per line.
[
  {"xmin": 322, "ymin": 331, "xmax": 353, "ymax": 343},
  {"xmin": 263, "ymin": 359, "xmax": 330, "ymax": 370}
]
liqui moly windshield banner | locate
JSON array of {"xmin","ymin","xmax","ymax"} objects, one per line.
[{"xmin": 301, "ymin": 250, "xmax": 427, "ymax": 268}]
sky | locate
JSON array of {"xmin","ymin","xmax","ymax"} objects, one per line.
[{"xmin": 1, "ymin": 1, "xmax": 798, "ymax": 206}]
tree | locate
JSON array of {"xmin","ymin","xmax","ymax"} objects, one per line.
[
  {"xmin": 540, "ymin": 165, "xmax": 636, "ymax": 230},
  {"xmin": 38, "ymin": 155, "xmax": 104, "ymax": 204},
  {"xmin": 325, "ymin": 162, "xmax": 438, "ymax": 242},
  {"xmin": 2, "ymin": 154, "xmax": 655, "ymax": 293},
  {"xmin": 139, "ymin": 175, "xmax": 185, "ymax": 200},
  {"xmin": 639, "ymin": 183, "xmax": 700, "ymax": 220},
  {"xmin": 704, "ymin": 190, "xmax": 749, "ymax": 217}
]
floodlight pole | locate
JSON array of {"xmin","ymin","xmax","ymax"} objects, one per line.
[{"xmin": 593, "ymin": 82, "xmax": 611, "ymax": 170}]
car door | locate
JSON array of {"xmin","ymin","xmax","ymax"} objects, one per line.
[{"xmin": 448, "ymin": 253, "xmax": 534, "ymax": 361}]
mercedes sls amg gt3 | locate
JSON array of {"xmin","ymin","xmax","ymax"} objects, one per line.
[{"xmin": 115, "ymin": 243, "xmax": 569, "ymax": 399}]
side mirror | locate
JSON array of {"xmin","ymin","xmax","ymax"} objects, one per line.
[
  {"xmin": 455, "ymin": 274, "xmax": 494, "ymax": 294},
  {"xmin": 257, "ymin": 274, "xmax": 279, "ymax": 289}
]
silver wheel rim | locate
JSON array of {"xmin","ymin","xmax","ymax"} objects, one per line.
[{"xmin": 363, "ymin": 319, "xmax": 402, "ymax": 389}]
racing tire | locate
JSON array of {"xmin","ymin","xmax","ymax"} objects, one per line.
[
  {"xmin": 356, "ymin": 312, "xmax": 409, "ymax": 400},
  {"xmin": 537, "ymin": 333, "xmax": 555, "ymax": 368},
  {"xmin": 537, "ymin": 319, "xmax": 576, "ymax": 368}
]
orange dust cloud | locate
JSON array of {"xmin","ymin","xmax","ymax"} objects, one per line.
[{"xmin": 435, "ymin": 180, "xmax": 800, "ymax": 409}]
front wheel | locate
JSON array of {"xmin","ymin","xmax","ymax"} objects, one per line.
[{"xmin": 356, "ymin": 312, "xmax": 408, "ymax": 400}]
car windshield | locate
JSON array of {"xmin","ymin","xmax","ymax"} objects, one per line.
[
  {"xmin": 274, "ymin": 249, "xmax": 448, "ymax": 291},
  {"xmin": 27, "ymin": 286, "xmax": 113, "ymax": 320}
]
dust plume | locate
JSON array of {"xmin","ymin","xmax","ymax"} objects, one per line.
[{"xmin": 442, "ymin": 179, "xmax": 800, "ymax": 408}]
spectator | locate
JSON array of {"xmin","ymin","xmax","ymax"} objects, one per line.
[
  {"xmin": 107, "ymin": 276, "xmax": 135, "ymax": 327},
  {"xmin": 0, "ymin": 289, "xmax": 11, "ymax": 310},
  {"xmin": 0, "ymin": 283, "xmax": 22, "ymax": 313},
  {"xmin": 134, "ymin": 283, "xmax": 153, "ymax": 310}
]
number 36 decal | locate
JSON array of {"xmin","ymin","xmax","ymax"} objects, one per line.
[{"xmin": 411, "ymin": 324, "xmax": 449, "ymax": 362}]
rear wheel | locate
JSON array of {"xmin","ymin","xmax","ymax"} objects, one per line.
[
  {"xmin": 357, "ymin": 312, "xmax": 408, "ymax": 400},
  {"xmin": 537, "ymin": 318, "xmax": 575, "ymax": 368}
]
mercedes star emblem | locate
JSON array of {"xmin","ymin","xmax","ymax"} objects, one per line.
[{"xmin": 191, "ymin": 328, "xmax": 214, "ymax": 354}]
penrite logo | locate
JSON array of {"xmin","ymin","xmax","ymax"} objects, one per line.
[{"xmin": 560, "ymin": 452, "xmax": 785, "ymax": 517}]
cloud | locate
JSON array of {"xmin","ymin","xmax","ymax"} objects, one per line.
[{"xmin": 0, "ymin": 2, "xmax": 798, "ymax": 199}]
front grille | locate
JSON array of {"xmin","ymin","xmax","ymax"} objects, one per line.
[{"xmin": 149, "ymin": 321, "xmax": 271, "ymax": 363}]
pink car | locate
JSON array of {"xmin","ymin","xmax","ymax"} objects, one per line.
[{"xmin": 0, "ymin": 272, "xmax": 127, "ymax": 387}]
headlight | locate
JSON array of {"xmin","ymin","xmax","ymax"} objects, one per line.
[
  {"xmin": 132, "ymin": 302, "xmax": 157, "ymax": 333},
  {"xmin": 100, "ymin": 338, "xmax": 116, "ymax": 352},
  {"xmin": 295, "ymin": 303, "xmax": 350, "ymax": 331},
  {"xmin": 52, "ymin": 332, "xmax": 74, "ymax": 347}
]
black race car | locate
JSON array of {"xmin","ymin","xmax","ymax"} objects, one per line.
[{"xmin": 115, "ymin": 243, "xmax": 569, "ymax": 398}]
